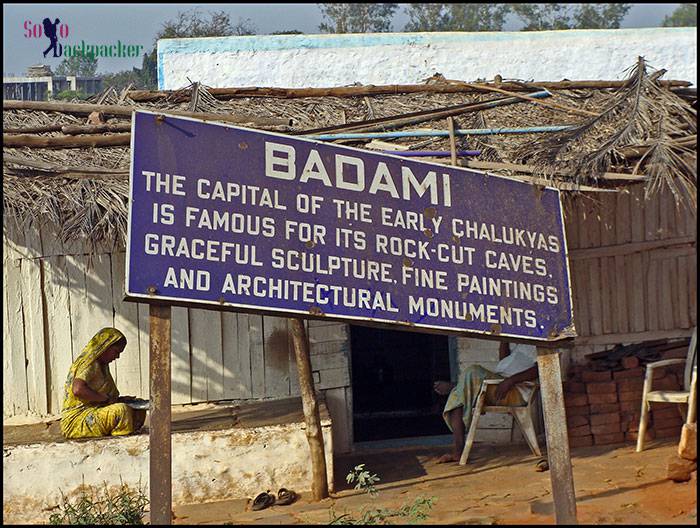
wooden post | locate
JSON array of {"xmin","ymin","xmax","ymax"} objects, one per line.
[
  {"xmin": 536, "ymin": 347, "xmax": 578, "ymax": 524},
  {"xmin": 447, "ymin": 117, "xmax": 458, "ymax": 166},
  {"xmin": 149, "ymin": 304, "xmax": 172, "ymax": 525},
  {"xmin": 290, "ymin": 318, "xmax": 329, "ymax": 500}
]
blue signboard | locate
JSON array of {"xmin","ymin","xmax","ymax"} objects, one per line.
[{"xmin": 126, "ymin": 110, "xmax": 575, "ymax": 341}]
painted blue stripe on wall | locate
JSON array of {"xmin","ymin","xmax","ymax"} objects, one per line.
[{"xmin": 157, "ymin": 27, "xmax": 695, "ymax": 56}]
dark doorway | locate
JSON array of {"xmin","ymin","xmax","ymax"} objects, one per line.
[{"xmin": 350, "ymin": 325, "xmax": 452, "ymax": 442}]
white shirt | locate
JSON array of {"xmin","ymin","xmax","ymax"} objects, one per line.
[{"xmin": 493, "ymin": 344, "xmax": 538, "ymax": 401}]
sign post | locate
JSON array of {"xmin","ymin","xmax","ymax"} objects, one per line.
[
  {"xmin": 126, "ymin": 110, "xmax": 579, "ymax": 523},
  {"xmin": 537, "ymin": 346, "xmax": 577, "ymax": 524},
  {"xmin": 148, "ymin": 303, "xmax": 172, "ymax": 524},
  {"xmin": 290, "ymin": 318, "xmax": 329, "ymax": 500}
]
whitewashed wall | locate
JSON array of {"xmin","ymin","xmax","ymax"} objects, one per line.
[{"xmin": 158, "ymin": 28, "xmax": 697, "ymax": 90}]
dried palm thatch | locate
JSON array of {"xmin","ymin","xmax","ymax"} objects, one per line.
[
  {"xmin": 3, "ymin": 60, "xmax": 696, "ymax": 249},
  {"xmin": 515, "ymin": 57, "xmax": 697, "ymax": 208}
]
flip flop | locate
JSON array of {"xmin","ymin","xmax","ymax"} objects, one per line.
[
  {"xmin": 251, "ymin": 491, "xmax": 276, "ymax": 511},
  {"xmin": 535, "ymin": 458, "xmax": 549, "ymax": 472},
  {"xmin": 276, "ymin": 488, "xmax": 297, "ymax": 506}
]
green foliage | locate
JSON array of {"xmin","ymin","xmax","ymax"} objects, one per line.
[
  {"xmin": 663, "ymin": 4, "xmax": 697, "ymax": 27},
  {"xmin": 55, "ymin": 54, "xmax": 98, "ymax": 77},
  {"xmin": 54, "ymin": 89, "xmax": 88, "ymax": 101},
  {"xmin": 156, "ymin": 7, "xmax": 256, "ymax": 40},
  {"xmin": 404, "ymin": 4, "xmax": 510, "ymax": 32},
  {"xmin": 329, "ymin": 464, "xmax": 435, "ymax": 524},
  {"xmin": 572, "ymin": 3, "xmax": 632, "ymax": 29},
  {"xmin": 140, "ymin": 51, "xmax": 158, "ymax": 88},
  {"xmin": 346, "ymin": 463, "xmax": 380, "ymax": 497},
  {"xmin": 318, "ymin": 3, "xmax": 398, "ymax": 33},
  {"xmin": 271, "ymin": 30, "xmax": 305, "ymax": 35},
  {"xmin": 48, "ymin": 481, "xmax": 148, "ymax": 525},
  {"xmin": 100, "ymin": 52, "xmax": 157, "ymax": 91},
  {"xmin": 329, "ymin": 497, "xmax": 436, "ymax": 525},
  {"xmin": 512, "ymin": 3, "xmax": 631, "ymax": 31}
]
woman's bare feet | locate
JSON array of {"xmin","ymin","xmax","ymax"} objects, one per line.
[
  {"xmin": 436, "ymin": 453, "xmax": 459, "ymax": 464},
  {"xmin": 433, "ymin": 381, "xmax": 454, "ymax": 396}
]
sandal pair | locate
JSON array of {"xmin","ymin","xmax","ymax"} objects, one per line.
[{"xmin": 251, "ymin": 488, "xmax": 297, "ymax": 511}]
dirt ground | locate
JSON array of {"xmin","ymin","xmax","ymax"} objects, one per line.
[{"xmin": 171, "ymin": 438, "xmax": 696, "ymax": 525}]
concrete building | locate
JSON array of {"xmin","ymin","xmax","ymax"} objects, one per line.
[{"xmin": 3, "ymin": 70, "xmax": 102, "ymax": 100}]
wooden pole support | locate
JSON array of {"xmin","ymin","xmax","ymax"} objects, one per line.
[
  {"xmin": 536, "ymin": 347, "xmax": 578, "ymax": 525},
  {"xmin": 290, "ymin": 318, "xmax": 329, "ymax": 501},
  {"xmin": 447, "ymin": 117, "xmax": 458, "ymax": 166},
  {"xmin": 149, "ymin": 304, "xmax": 172, "ymax": 525}
]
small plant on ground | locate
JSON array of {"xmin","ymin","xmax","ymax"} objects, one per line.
[
  {"xmin": 346, "ymin": 463, "xmax": 381, "ymax": 496},
  {"xmin": 329, "ymin": 464, "xmax": 436, "ymax": 525},
  {"xmin": 48, "ymin": 479, "xmax": 148, "ymax": 525}
]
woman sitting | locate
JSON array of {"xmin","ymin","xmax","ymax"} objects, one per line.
[{"xmin": 61, "ymin": 327, "xmax": 146, "ymax": 439}]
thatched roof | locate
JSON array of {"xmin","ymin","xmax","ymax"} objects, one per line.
[{"xmin": 3, "ymin": 58, "xmax": 696, "ymax": 249}]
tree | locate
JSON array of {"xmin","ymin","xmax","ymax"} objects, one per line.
[
  {"xmin": 55, "ymin": 54, "xmax": 98, "ymax": 77},
  {"xmin": 156, "ymin": 8, "xmax": 256, "ymax": 39},
  {"xmin": 663, "ymin": 4, "xmax": 697, "ymax": 27},
  {"xmin": 404, "ymin": 4, "xmax": 451, "ymax": 31},
  {"xmin": 405, "ymin": 3, "xmax": 510, "ymax": 32},
  {"xmin": 101, "ymin": 52, "xmax": 158, "ymax": 91},
  {"xmin": 512, "ymin": 4, "xmax": 631, "ymax": 31},
  {"xmin": 271, "ymin": 30, "xmax": 304, "ymax": 35},
  {"xmin": 573, "ymin": 3, "xmax": 631, "ymax": 29},
  {"xmin": 318, "ymin": 3, "xmax": 398, "ymax": 33}
]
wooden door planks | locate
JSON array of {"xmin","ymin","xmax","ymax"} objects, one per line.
[
  {"xmin": 17, "ymin": 224, "xmax": 48, "ymax": 415},
  {"xmin": 249, "ymin": 315, "xmax": 265, "ymax": 398},
  {"xmin": 222, "ymin": 312, "xmax": 253, "ymax": 400},
  {"xmin": 614, "ymin": 192, "xmax": 632, "ymax": 334},
  {"xmin": 170, "ymin": 306, "xmax": 191, "ymax": 404},
  {"xmin": 110, "ymin": 253, "xmax": 144, "ymax": 399},
  {"xmin": 263, "ymin": 316, "xmax": 292, "ymax": 398},
  {"xmin": 190, "ymin": 307, "xmax": 224, "ymax": 402},
  {"xmin": 3, "ymin": 226, "xmax": 30, "ymax": 416},
  {"xmin": 629, "ymin": 186, "xmax": 647, "ymax": 333},
  {"xmin": 599, "ymin": 194, "xmax": 617, "ymax": 335},
  {"xmin": 233, "ymin": 314, "xmax": 255, "ymax": 399}
]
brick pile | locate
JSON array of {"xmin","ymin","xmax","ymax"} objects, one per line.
[{"xmin": 563, "ymin": 338, "xmax": 690, "ymax": 448}]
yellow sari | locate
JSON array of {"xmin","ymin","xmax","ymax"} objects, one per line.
[{"xmin": 60, "ymin": 327, "xmax": 136, "ymax": 439}]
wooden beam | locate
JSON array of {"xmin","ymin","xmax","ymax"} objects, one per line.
[
  {"xmin": 536, "ymin": 348, "xmax": 578, "ymax": 525},
  {"xmin": 149, "ymin": 303, "xmax": 172, "ymax": 525},
  {"xmin": 3, "ymin": 154, "xmax": 129, "ymax": 174},
  {"xmin": 297, "ymin": 91, "xmax": 549, "ymax": 135},
  {"xmin": 4, "ymin": 124, "xmax": 64, "ymax": 134},
  {"xmin": 124, "ymin": 79, "xmax": 691, "ymax": 101},
  {"xmin": 2, "ymin": 100, "xmax": 292, "ymax": 127},
  {"xmin": 463, "ymin": 160, "xmax": 648, "ymax": 182},
  {"xmin": 468, "ymin": 83, "xmax": 598, "ymax": 117},
  {"xmin": 5, "ymin": 123, "xmax": 136, "ymax": 134},
  {"xmin": 61, "ymin": 123, "xmax": 133, "ymax": 135},
  {"xmin": 4, "ymin": 99, "xmax": 135, "ymax": 116},
  {"xmin": 447, "ymin": 117, "xmax": 458, "ymax": 166},
  {"xmin": 574, "ymin": 328, "xmax": 694, "ymax": 346},
  {"xmin": 569, "ymin": 235, "xmax": 695, "ymax": 260},
  {"xmin": 290, "ymin": 318, "xmax": 329, "ymax": 501},
  {"xmin": 3, "ymin": 133, "xmax": 131, "ymax": 148}
]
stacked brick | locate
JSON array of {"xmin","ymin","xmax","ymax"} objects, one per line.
[{"xmin": 563, "ymin": 343, "xmax": 688, "ymax": 448}]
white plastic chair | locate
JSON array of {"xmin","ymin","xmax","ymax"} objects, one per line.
[
  {"xmin": 636, "ymin": 327, "xmax": 697, "ymax": 452},
  {"xmin": 459, "ymin": 379, "xmax": 541, "ymax": 465}
]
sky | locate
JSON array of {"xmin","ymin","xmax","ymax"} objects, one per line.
[{"xmin": 3, "ymin": 3, "xmax": 682, "ymax": 76}]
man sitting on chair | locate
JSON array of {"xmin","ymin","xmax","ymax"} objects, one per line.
[{"xmin": 433, "ymin": 341, "xmax": 538, "ymax": 464}]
